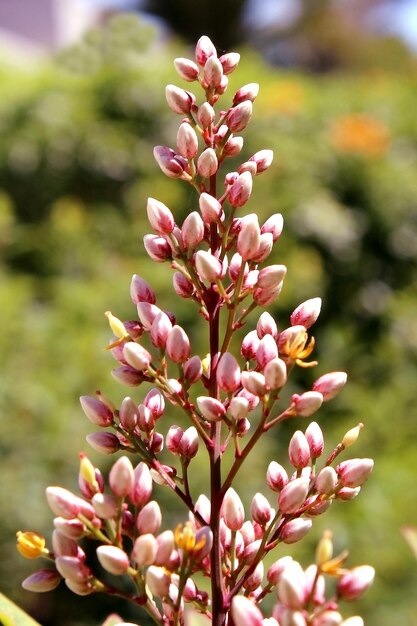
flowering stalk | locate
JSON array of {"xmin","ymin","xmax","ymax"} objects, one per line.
[{"xmin": 17, "ymin": 36, "xmax": 374, "ymax": 626}]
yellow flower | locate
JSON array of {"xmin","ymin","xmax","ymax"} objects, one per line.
[
  {"xmin": 280, "ymin": 327, "xmax": 317, "ymax": 368},
  {"xmin": 16, "ymin": 531, "xmax": 46, "ymax": 559},
  {"xmin": 174, "ymin": 522, "xmax": 207, "ymax": 555},
  {"xmin": 330, "ymin": 114, "xmax": 390, "ymax": 157}
]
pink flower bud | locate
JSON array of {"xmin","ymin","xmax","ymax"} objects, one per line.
[
  {"xmin": 199, "ymin": 192, "xmax": 222, "ymax": 223},
  {"xmin": 123, "ymin": 342, "xmax": 151, "ymax": 371},
  {"xmin": 197, "ymin": 396, "xmax": 225, "ymax": 422},
  {"xmin": 96, "ymin": 545, "xmax": 129, "ymax": 576},
  {"xmin": 337, "ymin": 486, "xmax": 361, "ymax": 501},
  {"xmin": 227, "ymin": 101, "xmax": 253, "ymax": 132},
  {"xmin": 256, "ymin": 334, "xmax": 278, "ymax": 369},
  {"xmin": 257, "ymin": 264, "xmax": 287, "ymax": 290},
  {"xmin": 195, "ymin": 250, "xmax": 223, "ymax": 282},
  {"xmin": 146, "ymin": 565, "xmax": 170, "ymax": 597},
  {"xmin": 165, "ymin": 84, "xmax": 194, "ymax": 115},
  {"xmin": 195, "ymin": 35, "xmax": 217, "ymax": 66},
  {"xmin": 223, "ymin": 136, "xmax": 244, "ymax": 158},
  {"xmin": 22, "ymin": 569, "xmax": 62, "ymax": 592},
  {"xmin": 219, "ymin": 52, "xmax": 240, "ymax": 74},
  {"xmin": 251, "ymin": 492, "xmax": 272, "ymax": 526},
  {"xmin": 183, "ymin": 355, "xmax": 202, "ymax": 383},
  {"xmin": 143, "ymin": 234, "xmax": 171, "ymax": 262},
  {"xmin": 276, "ymin": 561, "xmax": 306, "ymax": 608},
  {"xmin": 315, "ymin": 611, "xmax": 343, "ymax": 626},
  {"xmin": 174, "ymin": 57, "xmax": 199, "ymax": 82},
  {"xmin": 154, "ymin": 530, "xmax": 175, "ymax": 567},
  {"xmin": 80, "ymin": 396, "xmax": 113, "ymax": 427},
  {"xmin": 64, "ymin": 578, "xmax": 94, "ymax": 596},
  {"xmin": 288, "ymin": 432, "xmax": 310, "ymax": 471},
  {"xmin": 197, "ymin": 148, "xmax": 218, "ymax": 177},
  {"xmin": 204, "ymin": 55, "xmax": 223, "ymax": 87},
  {"xmin": 264, "ymin": 358, "xmax": 287, "ymax": 390},
  {"xmin": 267, "ymin": 556, "xmax": 294, "ymax": 585},
  {"xmin": 147, "ymin": 197, "xmax": 175, "ymax": 235},
  {"xmin": 153, "ymin": 145, "xmax": 188, "ymax": 179},
  {"xmin": 222, "ymin": 488, "xmax": 245, "ymax": 531},
  {"xmin": 279, "ymin": 477, "xmax": 309, "ymax": 514},
  {"xmin": 241, "ymin": 371, "xmax": 267, "ymax": 397},
  {"xmin": 233, "ymin": 83, "xmax": 259, "ymax": 105},
  {"xmin": 249, "ymin": 149, "xmax": 274, "ymax": 174},
  {"xmin": 238, "ymin": 214, "xmax": 261, "ymax": 261},
  {"xmin": 144, "ymin": 388, "xmax": 165, "ymax": 418},
  {"xmin": 337, "ymin": 458, "xmax": 374, "ymax": 488},
  {"xmin": 111, "ymin": 365, "xmax": 144, "ymax": 387},
  {"xmin": 118, "ymin": 396, "xmax": 138, "ymax": 432},
  {"xmin": 290, "ymin": 297, "xmax": 322, "ymax": 329},
  {"xmin": 304, "ymin": 421, "xmax": 324, "ymax": 459},
  {"xmin": 195, "ymin": 493, "xmax": 211, "ymax": 524},
  {"xmin": 150, "ymin": 311, "xmax": 172, "ymax": 349},
  {"xmin": 131, "ymin": 462, "xmax": 153, "ymax": 506},
  {"xmin": 292, "ymin": 391, "xmax": 323, "ymax": 417},
  {"xmin": 261, "ymin": 213, "xmax": 284, "ymax": 242},
  {"xmin": 109, "ymin": 456, "xmax": 134, "ymax": 498},
  {"xmin": 231, "ymin": 595, "xmax": 263, "ymax": 626},
  {"xmin": 138, "ymin": 405, "xmax": 154, "ymax": 433},
  {"xmin": 46, "ymin": 487, "xmax": 83, "ymax": 519},
  {"xmin": 252, "ymin": 232, "xmax": 273, "ymax": 263},
  {"xmin": 229, "ymin": 171, "xmax": 253, "ymax": 208},
  {"xmin": 173, "ymin": 272, "xmax": 194, "ymax": 298},
  {"xmin": 216, "ymin": 352, "xmax": 241, "ymax": 392},
  {"xmin": 179, "ymin": 426, "xmax": 199, "ymax": 458},
  {"xmin": 313, "ymin": 371, "xmax": 348, "ymax": 401},
  {"xmin": 133, "ymin": 533, "xmax": 158, "ymax": 566},
  {"xmin": 166, "ymin": 325, "xmax": 190, "ymax": 363},
  {"xmin": 197, "ymin": 102, "xmax": 215, "ymax": 128},
  {"xmin": 241, "ymin": 329, "xmax": 260, "ymax": 360},
  {"xmin": 86, "ymin": 431, "xmax": 120, "ymax": 455},
  {"xmin": 337, "ymin": 565, "xmax": 375, "ymax": 601},
  {"xmin": 130, "ymin": 274, "xmax": 156, "ymax": 305},
  {"xmin": 91, "ymin": 493, "xmax": 117, "ymax": 519},
  {"xmin": 177, "ymin": 122, "xmax": 198, "ymax": 159},
  {"xmin": 341, "ymin": 618, "xmax": 364, "ymax": 626},
  {"xmin": 244, "ymin": 560, "xmax": 264, "ymax": 591},
  {"xmin": 315, "ymin": 466, "xmax": 338, "ymax": 495},
  {"xmin": 52, "ymin": 530, "xmax": 77, "ymax": 558},
  {"xmin": 55, "ymin": 556, "xmax": 90, "ymax": 582},
  {"xmin": 237, "ymin": 388, "xmax": 259, "ymax": 411},
  {"xmin": 53, "ymin": 517, "xmax": 85, "ymax": 540},
  {"xmin": 228, "ymin": 396, "xmax": 249, "ymax": 420},
  {"xmin": 182, "ymin": 211, "xmax": 204, "ymax": 249},
  {"xmin": 266, "ymin": 461, "xmax": 288, "ymax": 492},
  {"xmin": 253, "ymin": 287, "xmax": 281, "ymax": 306},
  {"xmin": 238, "ymin": 160, "xmax": 258, "ymax": 177},
  {"xmin": 228, "ymin": 253, "xmax": 247, "ymax": 283},
  {"xmin": 166, "ymin": 425, "xmax": 183, "ymax": 455},
  {"xmin": 136, "ymin": 501, "xmax": 162, "ymax": 535},
  {"xmin": 280, "ymin": 518, "xmax": 312, "ymax": 544}
]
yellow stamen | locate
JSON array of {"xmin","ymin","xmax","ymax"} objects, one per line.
[{"xmin": 16, "ymin": 531, "xmax": 46, "ymax": 559}]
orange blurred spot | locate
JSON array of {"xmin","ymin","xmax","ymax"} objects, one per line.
[{"xmin": 330, "ymin": 114, "xmax": 390, "ymax": 157}]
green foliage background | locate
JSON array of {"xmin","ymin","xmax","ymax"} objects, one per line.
[{"xmin": 1, "ymin": 15, "xmax": 417, "ymax": 626}]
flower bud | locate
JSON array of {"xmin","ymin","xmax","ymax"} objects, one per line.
[
  {"xmin": 276, "ymin": 560, "xmax": 306, "ymax": 608},
  {"xmin": 267, "ymin": 556, "xmax": 294, "ymax": 585},
  {"xmin": 195, "ymin": 250, "xmax": 223, "ymax": 282},
  {"xmin": 46, "ymin": 487, "xmax": 84, "ymax": 519},
  {"xmin": 231, "ymin": 595, "xmax": 263, "ymax": 626},
  {"xmin": 250, "ymin": 149, "xmax": 274, "ymax": 174},
  {"xmin": 153, "ymin": 145, "xmax": 188, "ymax": 179},
  {"xmin": 290, "ymin": 297, "xmax": 322, "ymax": 329},
  {"xmin": 166, "ymin": 425, "xmax": 183, "ymax": 455},
  {"xmin": 305, "ymin": 421, "xmax": 324, "ymax": 458},
  {"xmin": 264, "ymin": 358, "xmax": 287, "ymax": 390},
  {"xmin": 228, "ymin": 396, "xmax": 249, "ymax": 420},
  {"xmin": 183, "ymin": 355, "xmax": 202, "ymax": 383},
  {"xmin": 147, "ymin": 197, "xmax": 175, "ymax": 235},
  {"xmin": 92, "ymin": 493, "xmax": 118, "ymax": 519},
  {"xmin": 154, "ymin": 530, "xmax": 175, "ymax": 567},
  {"xmin": 252, "ymin": 232, "xmax": 273, "ymax": 263},
  {"xmin": 315, "ymin": 612, "xmax": 343, "ymax": 626},
  {"xmin": 342, "ymin": 423, "xmax": 363, "ymax": 448},
  {"xmin": 337, "ymin": 486, "xmax": 361, "ymax": 501},
  {"xmin": 238, "ymin": 214, "xmax": 261, "ymax": 261},
  {"xmin": 313, "ymin": 371, "xmax": 348, "ymax": 402},
  {"xmin": 86, "ymin": 431, "xmax": 120, "ymax": 455},
  {"xmin": 146, "ymin": 565, "xmax": 170, "ymax": 597},
  {"xmin": 143, "ymin": 234, "xmax": 171, "ymax": 262},
  {"xmin": 133, "ymin": 533, "xmax": 158, "ymax": 566},
  {"xmin": 64, "ymin": 578, "xmax": 94, "ymax": 596},
  {"xmin": 176, "ymin": 122, "xmax": 199, "ymax": 160},
  {"xmin": 80, "ymin": 396, "xmax": 113, "ymax": 427},
  {"xmin": 136, "ymin": 501, "xmax": 162, "ymax": 535},
  {"xmin": 131, "ymin": 462, "xmax": 153, "ymax": 507},
  {"xmin": 174, "ymin": 57, "xmax": 199, "ymax": 81},
  {"xmin": 97, "ymin": 545, "xmax": 129, "ymax": 575},
  {"xmin": 179, "ymin": 426, "xmax": 199, "ymax": 458},
  {"xmin": 256, "ymin": 334, "xmax": 278, "ymax": 369},
  {"xmin": 241, "ymin": 371, "xmax": 267, "ymax": 397},
  {"xmin": 315, "ymin": 467, "xmax": 338, "ymax": 495},
  {"xmin": 257, "ymin": 264, "xmax": 287, "ymax": 290},
  {"xmin": 166, "ymin": 325, "xmax": 190, "ymax": 363},
  {"xmin": 195, "ymin": 35, "xmax": 217, "ymax": 66},
  {"xmin": 233, "ymin": 82, "xmax": 259, "ymax": 105},
  {"xmin": 150, "ymin": 311, "xmax": 172, "ymax": 349},
  {"xmin": 22, "ymin": 569, "xmax": 61, "ymax": 592},
  {"xmin": 53, "ymin": 517, "xmax": 85, "ymax": 540},
  {"xmin": 280, "ymin": 518, "xmax": 312, "ymax": 544},
  {"xmin": 219, "ymin": 52, "xmax": 240, "ymax": 74},
  {"xmin": 292, "ymin": 391, "xmax": 323, "ymax": 417},
  {"xmin": 197, "ymin": 148, "xmax": 218, "ymax": 177},
  {"xmin": 109, "ymin": 456, "xmax": 134, "ymax": 498},
  {"xmin": 111, "ymin": 365, "xmax": 144, "ymax": 387},
  {"xmin": 144, "ymin": 388, "xmax": 165, "ymax": 418},
  {"xmin": 197, "ymin": 396, "xmax": 225, "ymax": 422},
  {"xmin": 289, "ymin": 431, "xmax": 311, "ymax": 469},
  {"xmin": 261, "ymin": 213, "xmax": 284, "ymax": 242},
  {"xmin": 222, "ymin": 488, "xmax": 245, "ymax": 531},
  {"xmin": 279, "ymin": 477, "xmax": 309, "ymax": 514},
  {"xmin": 241, "ymin": 330, "xmax": 260, "ymax": 360},
  {"xmin": 197, "ymin": 102, "xmax": 215, "ymax": 128},
  {"xmin": 266, "ymin": 461, "xmax": 288, "ymax": 492},
  {"xmin": 341, "ymin": 619, "xmax": 364, "ymax": 626},
  {"xmin": 182, "ymin": 211, "xmax": 204, "ymax": 249},
  {"xmin": 223, "ymin": 136, "xmax": 244, "ymax": 158},
  {"xmin": 337, "ymin": 565, "xmax": 375, "ymax": 601},
  {"xmin": 130, "ymin": 274, "xmax": 156, "ymax": 305},
  {"xmin": 216, "ymin": 352, "xmax": 241, "ymax": 392},
  {"xmin": 55, "ymin": 556, "xmax": 90, "ymax": 582},
  {"xmin": 244, "ymin": 560, "xmax": 264, "ymax": 591},
  {"xmin": 123, "ymin": 342, "xmax": 151, "ymax": 372},
  {"xmin": 227, "ymin": 101, "xmax": 253, "ymax": 132},
  {"xmin": 228, "ymin": 171, "xmax": 253, "ymax": 208},
  {"xmin": 173, "ymin": 272, "xmax": 194, "ymax": 298},
  {"xmin": 337, "ymin": 458, "xmax": 374, "ymax": 488},
  {"xmin": 204, "ymin": 56, "xmax": 223, "ymax": 87},
  {"xmin": 251, "ymin": 493, "xmax": 272, "ymax": 526},
  {"xmin": 165, "ymin": 84, "xmax": 194, "ymax": 115},
  {"xmin": 199, "ymin": 192, "xmax": 222, "ymax": 223},
  {"xmin": 119, "ymin": 396, "xmax": 138, "ymax": 432}
]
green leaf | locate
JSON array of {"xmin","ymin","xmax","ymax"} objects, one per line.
[{"xmin": 0, "ymin": 593, "xmax": 42, "ymax": 626}]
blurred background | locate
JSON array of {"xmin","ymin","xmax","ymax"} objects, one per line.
[{"xmin": 1, "ymin": 0, "xmax": 417, "ymax": 624}]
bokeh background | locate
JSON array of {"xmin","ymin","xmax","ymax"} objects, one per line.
[{"xmin": 1, "ymin": 1, "xmax": 417, "ymax": 624}]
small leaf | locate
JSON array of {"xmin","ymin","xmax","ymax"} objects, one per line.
[{"xmin": 0, "ymin": 593, "xmax": 42, "ymax": 626}]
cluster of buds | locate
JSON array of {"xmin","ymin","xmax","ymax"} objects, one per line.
[{"xmin": 17, "ymin": 36, "xmax": 374, "ymax": 626}]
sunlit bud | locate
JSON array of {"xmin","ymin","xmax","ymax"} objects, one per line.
[
  {"xmin": 241, "ymin": 329, "xmax": 261, "ymax": 360},
  {"xmin": 227, "ymin": 101, "xmax": 253, "ymax": 133},
  {"xmin": 216, "ymin": 352, "xmax": 241, "ymax": 392},
  {"xmin": 197, "ymin": 147, "xmax": 218, "ymax": 177},
  {"xmin": 241, "ymin": 539, "xmax": 261, "ymax": 565},
  {"xmin": 223, "ymin": 488, "xmax": 245, "ymax": 531},
  {"xmin": 166, "ymin": 378, "xmax": 183, "ymax": 400},
  {"xmin": 16, "ymin": 531, "xmax": 46, "ymax": 559},
  {"xmin": 176, "ymin": 123, "xmax": 198, "ymax": 160},
  {"xmin": 291, "ymin": 297, "xmax": 322, "ymax": 329},
  {"xmin": 182, "ymin": 356, "xmax": 202, "ymax": 384},
  {"xmin": 233, "ymin": 83, "xmax": 259, "ymax": 105},
  {"xmin": 165, "ymin": 84, "xmax": 194, "ymax": 115},
  {"xmin": 257, "ymin": 264, "xmax": 287, "ymax": 290},
  {"xmin": 150, "ymin": 312, "xmax": 172, "ymax": 349},
  {"xmin": 197, "ymin": 102, "xmax": 215, "ymax": 128},
  {"xmin": 305, "ymin": 421, "xmax": 324, "ymax": 458},
  {"xmin": 217, "ymin": 76, "xmax": 229, "ymax": 97},
  {"xmin": 174, "ymin": 57, "xmax": 199, "ymax": 81},
  {"xmin": 256, "ymin": 334, "xmax": 278, "ymax": 369},
  {"xmin": 337, "ymin": 458, "xmax": 374, "ymax": 488},
  {"xmin": 179, "ymin": 426, "xmax": 199, "ymax": 458},
  {"xmin": 231, "ymin": 595, "xmax": 263, "ymax": 626},
  {"xmin": 228, "ymin": 253, "xmax": 247, "ymax": 283},
  {"xmin": 22, "ymin": 569, "xmax": 61, "ymax": 592},
  {"xmin": 153, "ymin": 145, "xmax": 188, "ymax": 179},
  {"xmin": 237, "ymin": 214, "xmax": 261, "ymax": 261},
  {"xmin": 249, "ymin": 149, "xmax": 274, "ymax": 174},
  {"xmin": 245, "ymin": 560, "xmax": 264, "ymax": 591},
  {"xmin": 223, "ymin": 135, "xmax": 244, "ymax": 157},
  {"xmin": 197, "ymin": 396, "xmax": 225, "ymax": 422},
  {"xmin": 46, "ymin": 487, "xmax": 84, "ymax": 519},
  {"xmin": 53, "ymin": 517, "xmax": 85, "ymax": 540},
  {"xmin": 264, "ymin": 358, "xmax": 287, "ymax": 391},
  {"xmin": 195, "ymin": 35, "xmax": 217, "ymax": 66},
  {"xmin": 267, "ymin": 556, "xmax": 294, "ymax": 585},
  {"xmin": 219, "ymin": 52, "xmax": 240, "ymax": 74},
  {"xmin": 192, "ymin": 526, "xmax": 213, "ymax": 560},
  {"xmin": 289, "ymin": 431, "xmax": 311, "ymax": 469},
  {"xmin": 266, "ymin": 461, "xmax": 288, "ymax": 492},
  {"xmin": 315, "ymin": 530, "xmax": 334, "ymax": 567},
  {"xmin": 337, "ymin": 565, "xmax": 375, "ymax": 601},
  {"xmin": 130, "ymin": 462, "xmax": 153, "ymax": 507},
  {"xmin": 241, "ymin": 371, "xmax": 267, "ymax": 397},
  {"xmin": 199, "ymin": 192, "xmax": 222, "ymax": 223},
  {"xmin": 150, "ymin": 431, "xmax": 164, "ymax": 454},
  {"xmin": 252, "ymin": 232, "xmax": 273, "ymax": 263},
  {"xmin": 342, "ymin": 423, "xmax": 363, "ymax": 448},
  {"xmin": 279, "ymin": 477, "xmax": 309, "ymax": 514},
  {"xmin": 313, "ymin": 372, "xmax": 347, "ymax": 401},
  {"xmin": 153, "ymin": 530, "xmax": 175, "ymax": 567},
  {"xmin": 104, "ymin": 311, "xmax": 128, "ymax": 341},
  {"xmin": 253, "ymin": 286, "xmax": 279, "ymax": 307},
  {"xmin": 55, "ymin": 556, "xmax": 90, "ymax": 582},
  {"xmin": 96, "ymin": 545, "xmax": 129, "ymax": 576},
  {"xmin": 292, "ymin": 391, "xmax": 323, "ymax": 417},
  {"xmin": 204, "ymin": 55, "xmax": 223, "ymax": 87},
  {"xmin": 225, "ymin": 172, "xmax": 239, "ymax": 186},
  {"xmin": 314, "ymin": 611, "xmax": 343, "ymax": 626},
  {"xmin": 130, "ymin": 274, "xmax": 156, "ymax": 305},
  {"xmin": 237, "ymin": 387, "xmax": 260, "ymax": 411},
  {"xmin": 80, "ymin": 396, "xmax": 113, "ymax": 427},
  {"xmin": 64, "ymin": 578, "xmax": 94, "ymax": 596},
  {"xmin": 137, "ymin": 405, "xmax": 154, "ymax": 433},
  {"xmin": 238, "ymin": 160, "xmax": 257, "ymax": 177},
  {"xmin": 90, "ymin": 492, "xmax": 117, "ymax": 519},
  {"xmin": 261, "ymin": 213, "xmax": 284, "ymax": 242},
  {"xmin": 146, "ymin": 565, "xmax": 171, "ymax": 598},
  {"xmin": 229, "ymin": 171, "xmax": 253, "ymax": 208},
  {"xmin": 123, "ymin": 342, "xmax": 151, "ymax": 372},
  {"xmin": 251, "ymin": 493, "xmax": 272, "ymax": 526},
  {"xmin": 111, "ymin": 365, "xmax": 144, "ymax": 387},
  {"xmin": 144, "ymin": 388, "xmax": 165, "ymax": 419},
  {"xmin": 132, "ymin": 533, "xmax": 158, "ymax": 566},
  {"xmin": 276, "ymin": 560, "xmax": 306, "ymax": 609},
  {"xmin": 119, "ymin": 396, "xmax": 138, "ymax": 432},
  {"xmin": 228, "ymin": 397, "xmax": 249, "ymax": 420},
  {"xmin": 238, "ymin": 521, "xmax": 254, "ymax": 547},
  {"xmin": 315, "ymin": 467, "xmax": 338, "ymax": 496},
  {"xmin": 109, "ymin": 456, "xmax": 134, "ymax": 498},
  {"xmin": 341, "ymin": 618, "xmax": 364, "ymax": 626},
  {"xmin": 147, "ymin": 197, "xmax": 175, "ymax": 235},
  {"xmin": 337, "ymin": 486, "xmax": 361, "ymax": 501},
  {"xmin": 137, "ymin": 501, "xmax": 162, "ymax": 535},
  {"xmin": 86, "ymin": 431, "xmax": 120, "ymax": 455},
  {"xmin": 166, "ymin": 325, "xmax": 190, "ymax": 363},
  {"xmin": 172, "ymin": 272, "xmax": 193, "ymax": 299},
  {"xmin": 143, "ymin": 234, "xmax": 171, "ymax": 262},
  {"xmin": 166, "ymin": 425, "xmax": 183, "ymax": 455},
  {"xmin": 195, "ymin": 250, "xmax": 223, "ymax": 282},
  {"xmin": 280, "ymin": 518, "xmax": 312, "ymax": 544},
  {"xmin": 182, "ymin": 211, "xmax": 204, "ymax": 249}
]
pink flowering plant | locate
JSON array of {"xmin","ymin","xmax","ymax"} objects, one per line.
[{"xmin": 16, "ymin": 36, "xmax": 375, "ymax": 626}]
